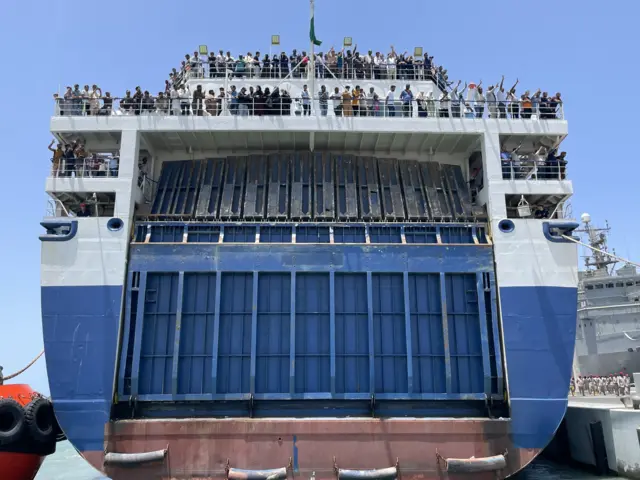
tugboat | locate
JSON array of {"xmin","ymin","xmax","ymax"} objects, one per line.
[{"xmin": 0, "ymin": 360, "xmax": 63, "ymax": 480}]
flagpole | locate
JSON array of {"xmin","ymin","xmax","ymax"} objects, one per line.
[{"xmin": 309, "ymin": 0, "xmax": 315, "ymax": 112}]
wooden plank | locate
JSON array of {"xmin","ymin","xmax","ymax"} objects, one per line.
[
  {"xmin": 378, "ymin": 158, "xmax": 405, "ymax": 220},
  {"xmin": 313, "ymin": 152, "xmax": 334, "ymax": 220},
  {"xmin": 335, "ymin": 154, "xmax": 358, "ymax": 220},
  {"xmin": 399, "ymin": 160, "xmax": 429, "ymax": 220},
  {"xmin": 243, "ymin": 155, "xmax": 267, "ymax": 219},
  {"xmin": 220, "ymin": 157, "xmax": 247, "ymax": 219},
  {"xmin": 290, "ymin": 152, "xmax": 312, "ymax": 219},
  {"xmin": 267, "ymin": 154, "xmax": 290, "ymax": 219},
  {"xmin": 357, "ymin": 156, "xmax": 382, "ymax": 220}
]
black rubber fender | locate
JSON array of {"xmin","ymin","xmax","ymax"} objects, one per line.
[
  {"xmin": 24, "ymin": 397, "xmax": 55, "ymax": 444},
  {"xmin": 0, "ymin": 398, "xmax": 25, "ymax": 446}
]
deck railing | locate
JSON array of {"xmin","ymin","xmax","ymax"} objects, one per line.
[
  {"xmin": 49, "ymin": 156, "xmax": 119, "ymax": 178},
  {"xmin": 184, "ymin": 61, "xmax": 446, "ymax": 85},
  {"xmin": 53, "ymin": 98, "xmax": 564, "ymax": 120},
  {"xmin": 502, "ymin": 161, "xmax": 567, "ymax": 181}
]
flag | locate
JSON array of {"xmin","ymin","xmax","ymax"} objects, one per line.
[{"xmin": 310, "ymin": 16, "xmax": 322, "ymax": 46}]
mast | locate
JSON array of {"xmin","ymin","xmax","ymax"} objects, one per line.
[
  {"xmin": 576, "ymin": 213, "xmax": 616, "ymax": 275},
  {"xmin": 309, "ymin": 0, "xmax": 316, "ymax": 104}
]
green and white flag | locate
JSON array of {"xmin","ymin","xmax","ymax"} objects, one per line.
[{"xmin": 310, "ymin": 14, "xmax": 322, "ymax": 46}]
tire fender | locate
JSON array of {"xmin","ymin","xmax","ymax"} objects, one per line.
[
  {"xmin": 24, "ymin": 397, "xmax": 55, "ymax": 444},
  {"xmin": 0, "ymin": 398, "xmax": 25, "ymax": 446}
]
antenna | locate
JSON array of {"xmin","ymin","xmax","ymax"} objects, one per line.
[{"xmin": 576, "ymin": 213, "xmax": 617, "ymax": 274}]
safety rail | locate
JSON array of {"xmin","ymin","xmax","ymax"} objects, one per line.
[
  {"xmin": 49, "ymin": 156, "xmax": 119, "ymax": 178},
  {"xmin": 53, "ymin": 97, "xmax": 564, "ymax": 120},
  {"xmin": 502, "ymin": 161, "xmax": 567, "ymax": 181},
  {"xmin": 505, "ymin": 205, "xmax": 572, "ymax": 220},
  {"xmin": 183, "ymin": 60, "xmax": 444, "ymax": 84}
]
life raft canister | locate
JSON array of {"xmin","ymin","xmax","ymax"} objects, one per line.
[
  {"xmin": 0, "ymin": 398, "xmax": 25, "ymax": 446},
  {"xmin": 24, "ymin": 397, "xmax": 56, "ymax": 444}
]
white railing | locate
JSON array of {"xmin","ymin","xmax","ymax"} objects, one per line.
[
  {"xmin": 181, "ymin": 60, "xmax": 444, "ymax": 84},
  {"xmin": 53, "ymin": 97, "xmax": 564, "ymax": 120},
  {"xmin": 45, "ymin": 197, "xmax": 72, "ymax": 217},
  {"xmin": 502, "ymin": 161, "xmax": 567, "ymax": 181},
  {"xmin": 49, "ymin": 156, "xmax": 119, "ymax": 178}
]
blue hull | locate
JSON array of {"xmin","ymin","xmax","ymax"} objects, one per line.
[{"xmin": 41, "ymin": 283, "xmax": 577, "ymax": 458}]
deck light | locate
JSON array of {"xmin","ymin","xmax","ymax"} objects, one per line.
[
  {"xmin": 199, "ymin": 45, "xmax": 208, "ymax": 55},
  {"xmin": 271, "ymin": 35, "xmax": 280, "ymax": 46},
  {"xmin": 343, "ymin": 37, "xmax": 353, "ymax": 47}
]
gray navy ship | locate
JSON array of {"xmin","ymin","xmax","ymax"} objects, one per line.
[{"xmin": 575, "ymin": 213, "xmax": 640, "ymax": 375}]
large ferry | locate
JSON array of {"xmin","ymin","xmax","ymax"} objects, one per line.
[{"xmin": 40, "ymin": 40, "xmax": 578, "ymax": 479}]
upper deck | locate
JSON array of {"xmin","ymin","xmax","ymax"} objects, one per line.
[{"xmin": 51, "ymin": 56, "xmax": 567, "ymax": 139}]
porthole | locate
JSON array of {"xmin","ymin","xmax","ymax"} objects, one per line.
[
  {"xmin": 498, "ymin": 219, "xmax": 515, "ymax": 233},
  {"xmin": 107, "ymin": 217, "xmax": 124, "ymax": 231}
]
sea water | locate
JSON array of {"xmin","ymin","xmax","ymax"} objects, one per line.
[{"xmin": 36, "ymin": 441, "xmax": 616, "ymax": 480}]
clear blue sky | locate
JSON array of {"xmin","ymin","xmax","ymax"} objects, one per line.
[{"xmin": 1, "ymin": 0, "xmax": 637, "ymax": 394}]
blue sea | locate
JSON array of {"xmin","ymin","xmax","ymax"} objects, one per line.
[{"xmin": 36, "ymin": 441, "xmax": 615, "ymax": 480}]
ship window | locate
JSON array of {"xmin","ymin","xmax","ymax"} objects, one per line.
[
  {"xmin": 47, "ymin": 191, "xmax": 116, "ymax": 218},
  {"xmin": 616, "ymin": 282, "xmax": 624, "ymax": 287},
  {"xmin": 595, "ymin": 284, "xmax": 604, "ymax": 289},
  {"xmin": 585, "ymin": 285, "xmax": 594, "ymax": 290},
  {"xmin": 606, "ymin": 283, "xmax": 614, "ymax": 288},
  {"xmin": 627, "ymin": 282, "xmax": 634, "ymax": 286},
  {"xmin": 636, "ymin": 281, "xmax": 640, "ymax": 285}
]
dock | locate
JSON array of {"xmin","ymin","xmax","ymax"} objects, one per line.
[{"xmin": 551, "ymin": 392, "xmax": 640, "ymax": 478}]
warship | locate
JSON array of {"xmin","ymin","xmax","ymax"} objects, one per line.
[{"xmin": 575, "ymin": 213, "xmax": 640, "ymax": 376}]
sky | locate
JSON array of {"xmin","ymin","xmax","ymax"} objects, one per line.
[{"xmin": 0, "ymin": 0, "xmax": 638, "ymax": 395}]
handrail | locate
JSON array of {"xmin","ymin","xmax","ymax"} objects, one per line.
[
  {"xmin": 53, "ymin": 97, "xmax": 564, "ymax": 120},
  {"xmin": 49, "ymin": 156, "xmax": 119, "ymax": 178}
]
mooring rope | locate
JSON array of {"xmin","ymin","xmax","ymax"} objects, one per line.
[
  {"xmin": 561, "ymin": 234, "xmax": 640, "ymax": 270},
  {"xmin": 3, "ymin": 350, "xmax": 45, "ymax": 381}
]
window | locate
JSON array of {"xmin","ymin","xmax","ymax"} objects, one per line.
[
  {"xmin": 616, "ymin": 282, "xmax": 624, "ymax": 287},
  {"xmin": 585, "ymin": 285, "xmax": 594, "ymax": 290},
  {"xmin": 595, "ymin": 284, "xmax": 604, "ymax": 289},
  {"xmin": 47, "ymin": 192, "xmax": 117, "ymax": 218},
  {"xmin": 606, "ymin": 283, "xmax": 614, "ymax": 288}
]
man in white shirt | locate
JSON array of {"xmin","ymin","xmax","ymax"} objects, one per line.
[
  {"xmin": 386, "ymin": 85, "xmax": 397, "ymax": 117},
  {"xmin": 331, "ymin": 87, "xmax": 342, "ymax": 116},
  {"xmin": 495, "ymin": 75, "xmax": 506, "ymax": 118}
]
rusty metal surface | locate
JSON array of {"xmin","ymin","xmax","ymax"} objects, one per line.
[{"xmin": 96, "ymin": 418, "xmax": 540, "ymax": 480}]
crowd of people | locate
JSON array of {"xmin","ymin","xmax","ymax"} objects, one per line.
[
  {"xmin": 53, "ymin": 46, "xmax": 562, "ymax": 121},
  {"xmin": 54, "ymin": 82, "xmax": 562, "ymax": 121},
  {"xmin": 570, "ymin": 374, "xmax": 631, "ymax": 396},
  {"xmin": 48, "ymin": 139, "xmax": 119, "ymax": 178},
  {"xmin": 501, "ymin": 143, "xmax": 568, "ymax": 180},
  {"xmin": 170, "ymin": 46, "xmax": 450, "ymax": 89}
]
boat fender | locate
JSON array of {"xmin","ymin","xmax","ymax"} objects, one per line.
[
  {"xmin": 24, "ymin": 397, "xmax": 55, "ymax": 444},
  {"xmin": 227, "ymin": 467, "xmax": 289, "ymax": 480},
  {"xmin": 104, "ymin": 448, "xmax": 168, "ymax": 466},
  {"xmin": 335, "ymin": 466, "xmax": 398, "ymax": 480},
  {"xmin": 0, "ymin": 398, "xmax": 25, "ymax": 446},
  {"xmin": 443, "ymin": 454, "xmax": 507, "ymax": 473}
]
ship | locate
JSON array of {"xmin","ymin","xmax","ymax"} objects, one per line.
[
  {"xmin": 574, "ymin": 214, "xmax": 640, "ymax": 376},
  {"xmin": 40, "ymin": 36, "xmax": 579, "ymax": 479}
]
